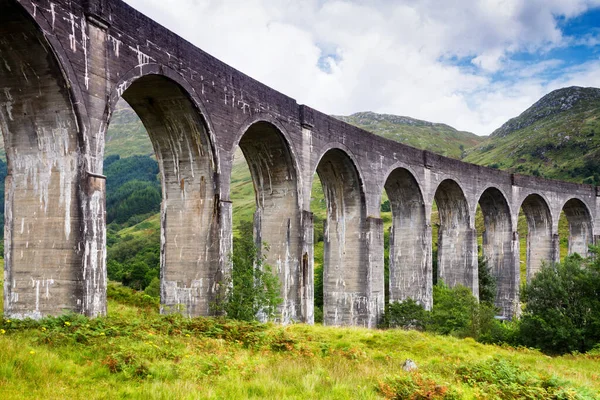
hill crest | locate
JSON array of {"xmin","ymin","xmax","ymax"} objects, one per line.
[{"xmin": 491, "ymin": 86, "xmax": 600, "ymax": 138}]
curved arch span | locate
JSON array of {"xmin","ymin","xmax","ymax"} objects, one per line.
[
  {"xmin": 478, "ymin": 187, "xmax": 517, "ymax": 317},
  {"xmin": 520, "ymin": 194, "xmax": 553, "ymax": 281},
  {"xmin": 235, "ymin": 120, "xmax": 304, "ymax": 323},
  {"xmin": 316, "ymin": 148, "xmax": 370, "ymax": 326},
  {"xmin": 0, "ymin": 1, "xmax": 88, "ymax": 318},
  {"xmin": 385, "ymin": 168, "xmax": 431, "ymax": 309},
  {"xmin": 562, "ymin": 198, "xmax": 593, "ymax": 258},
  {"xmin": 433, "ymin": 179, "xmax": 477, "ymax": 296},
  {"xmin": 116, "ymin": 74, "xmax": 219, "ymax": 317}
]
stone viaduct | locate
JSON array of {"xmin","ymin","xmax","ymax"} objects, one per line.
[{"xmin": 2, "ymin": 0, "xmax": 599, "ymax": 326}]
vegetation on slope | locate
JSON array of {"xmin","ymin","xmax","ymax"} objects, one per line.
[
  {"xmin": 465, "ymin": 86, "xmax": 600, "ymax": 184},
  {"xmin": 335, "ymin": 112, "xmax": 485, "ymax": 159},
  {"xmin": 1, "ymin": 281, "xmax": 600, "ymax": 399}
]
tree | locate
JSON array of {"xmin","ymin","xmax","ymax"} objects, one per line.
[
  {"xmin": 478, "ymin": 254, "xmax": 497, "ymax": 306},
  {"xmin": 519, "ymin": 251, "xmax": 600, "ymax": 354},
  {"xmin": 215, "ymin": 221, "xmax": 282, "ymax": 322}
]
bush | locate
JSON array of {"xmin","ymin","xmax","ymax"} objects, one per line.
[
  {"xmin": 518, "ymin": 251, "xmax": 600, "ymax": 354},
  {"xmin": 457, "ymin": 357, "xmax": 590, "ymax": 399},
  {"xmin": 381, "ymin": 299, "xmax": 428, "ymax": 330},
  {"xmin": 427, "ymin": 283, "xmax": 479, "ymax": 337},
  {"xmin": 378, "ymin": 373, "xmax": 458, "ymax": 399}
]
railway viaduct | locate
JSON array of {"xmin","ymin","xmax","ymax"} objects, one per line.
[{"xmin": 1, "ymin": 0, "xmax": 598, "ymax": 326}]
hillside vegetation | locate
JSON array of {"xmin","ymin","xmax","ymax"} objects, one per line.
[
  {"xmin": 335, "ymin": 112, "xmax": 485, "ymax": 159},
  {"xmin": 1, "ymin": 283, "xmax": 599, "ymax": 399},
  {"xmin": 465, "ymin": 86, "xmax": 600, "ymax": 184}
]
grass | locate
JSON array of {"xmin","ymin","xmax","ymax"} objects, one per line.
[{"xmin": 1, "ymin": 282, "xmax": 599, "ymax": 399}]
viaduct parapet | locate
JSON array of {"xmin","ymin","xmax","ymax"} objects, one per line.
[{"xmin": 2, "ymin": 0, "xmax": 598, "ymax": 325}]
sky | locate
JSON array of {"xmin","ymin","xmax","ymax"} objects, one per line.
[{"xmin": 123, "ymin": 0, "xmax": 600, "ymax": 136}]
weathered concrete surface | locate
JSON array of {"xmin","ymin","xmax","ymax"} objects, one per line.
[{"xmin": 2, "ymin": 0, "xmax": 599, "ymax": 324}]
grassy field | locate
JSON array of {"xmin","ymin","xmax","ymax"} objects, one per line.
[{"xmin": 1, "ymin": 282, "xmax": 600, "ymax": 400}]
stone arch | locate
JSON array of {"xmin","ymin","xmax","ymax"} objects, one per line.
[
  {"xmin": 561, "ymin": 198, "xmax": 593, "ymax": 258},
  {"xmin": 384, "ymin": 167, "xmax": 431, "ymax": 309},
  {"xmin": 477, "ymin": 187, "xmax": 517, "ymax": 317},
  {"xmin": 433, "ymin": 179, "xmax": 477, "ymax": 296},
  {"xmin": 519, "ymin": 194, "xmax": 553, "ymax": 281},
  {"xmin": 233, "ymin": 119, "xmax": 304, "ymax": 323},
  {"xmin": 0, "ymin": 1, "xmax": 89, "ymax": 318},
  {"xmin": 112, "ymin": 73, "xmax": 220, "ymax": 317},
  {"xmin": 315, "ymin": 147, "xmax": 368, "ymax": 326}
]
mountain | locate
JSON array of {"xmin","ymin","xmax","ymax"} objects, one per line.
[
  {"xmin": 105, "ymin": 101, "xmax": 154, "ymax": 157},
  {"xmin": 464, "ymin": 86, "xmax": 600, "ymax": 184},
  {"xmin": 335, "ymin": 112, "xmax": 485, "ymax": 159}
]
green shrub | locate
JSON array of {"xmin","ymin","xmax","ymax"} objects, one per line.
[
  {"xmin": 107, "ymin": 282, "xmax": 159, "ymax": 311},
  {"xmin": 427, "ymin": 283, "xmax": 479, "ymax": 337},
  {"xmin": 214, "ymin": 221, "xmax": 282, "ymax": 322},
  {"xmin": 457, "ymin": 357, "xmax": 593, "ymax": 399},
  {"xmin": 381, "ymin": 299, "xmax": 428, "ymax": 330},
  {"xmin": 519, "ymin": 251, "xmax": 600, "ymax": 354},
  {"xmin": 378, "ymin": 373, "xmax": 458, "ymax": 399}
]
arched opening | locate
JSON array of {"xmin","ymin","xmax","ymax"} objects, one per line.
[
  {"xmin": 234, "ymin": 121, "xmax": 302, "ymax": 323},
  {"xmin": 113, "ymin": 74, "xmax": 218, "ymax": 317},
  {"xmin": 561, "ymin": 198, "xmax": 592, "ymax": 258},
  {"xmin": 433, "ymin": 180, "xmax": 477, "ymax": 296},
  {"xmin": 0, "ymin": 2, "xmax": 82, "ymax": 318},
  {"xmin": 316, "ymin": 149, "xmax": 367, "ymax": 326},
  {"xmin": 384, "ymin": 168, "xmax": 430, "ymax": 309},
  {"xmin": 477, "ymin": 187, "xmax": 517, "ymax": 317},
  {"xmin": 519, "ymin": 194, "xmax": 553, "ymax": 282}
]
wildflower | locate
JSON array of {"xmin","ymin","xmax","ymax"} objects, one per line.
[
  {"xmin": 29, "ymin": 350, "xmax": 35, "ymax": 355},
  {"xmin": 41, "ymin": 327, "xmax": 47, "ymax": 332},
  {"xmin": 5, "ymin": 320, "xmax": 11, "ymax": 324},
  {"xmin": 64, "ymin": 321, "xmax": 71, "ymax": 327},
  {"xmin": 0, "ymin": 329, "xmax": 6, "ymax": 335},
  {"xmin": 165, "ymin": 340, "xmax": 169, "ymax": 344},
  {"xmin": 99, "ymin": 332, "xmax": 105, "ymax": 336},
  {"xmin": 185, "ymin": 334, "xmax": 191, "ymax": 338}
]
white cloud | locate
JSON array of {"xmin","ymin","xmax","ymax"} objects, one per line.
[{"xmin": 123, "ymin": 0, "xmax": 600, "ymax": 135}]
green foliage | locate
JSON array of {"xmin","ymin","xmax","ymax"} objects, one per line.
[
  {"xmin": 107, "ymin": 180, "xmax": 161, "ymax": 224},
  {"xmin": 456, "ymin": 357, "xmax": 594, "ymax": 399},
  {"xmin": 464, "ymin": 88, "xmax": 600, "ymax": 184},
  {"xmin": 378, "ymin": 372, "xmax": 458, "ymax": 399},
  {"xmin": 337, "ymin": 112, "xmax": 484, "ymax": 160},
  {"xmin": 381, "ymin": 298, "xmax": 428, "ymax": 330},
  {"xmin": 427, "ymin": 283, "xmax": 480, "ymax": 336},
  {"xmin": 478, "ymin": 254, "xmax": 497, "ymax": 305},
  {"xmin": 104, "ymin": 155, "xmax": 161, "ymax": 225},
  {"xmin": 519, "ymin": 251, "xmax": 600, "ymax": 354},
  {"xmin": 380, "ymin": 200, "xmax": 391, "ymax": 212},
  {"xmin": 107, "ymin": 283, "xmax": 159, "ymax": 310},
  {"xmin": 382, "ymin": 283, "xmax": 502, "ymax": 343},
  {"xmin": 215, "ymin": 221, "xmax": 282, "ymax": 322},
  {"xmin": 107, "ymin": 229, "xmax": 160, "ymax": 291},
  {"xmin": 144, "ymin": 277, "xmax": 161, "ymax": 298}
]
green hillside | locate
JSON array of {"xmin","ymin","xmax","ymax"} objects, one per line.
[
  {"xmin": 335, "ymin": 112, "xmax": 485, "ymax": 159},
  {"xmin": 1, "ymin": 283, "xmax": 599, "ymax": 399},
  {"xmin": 464, "ymin": 86, "xmax": 600, "ymax": 184}
]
